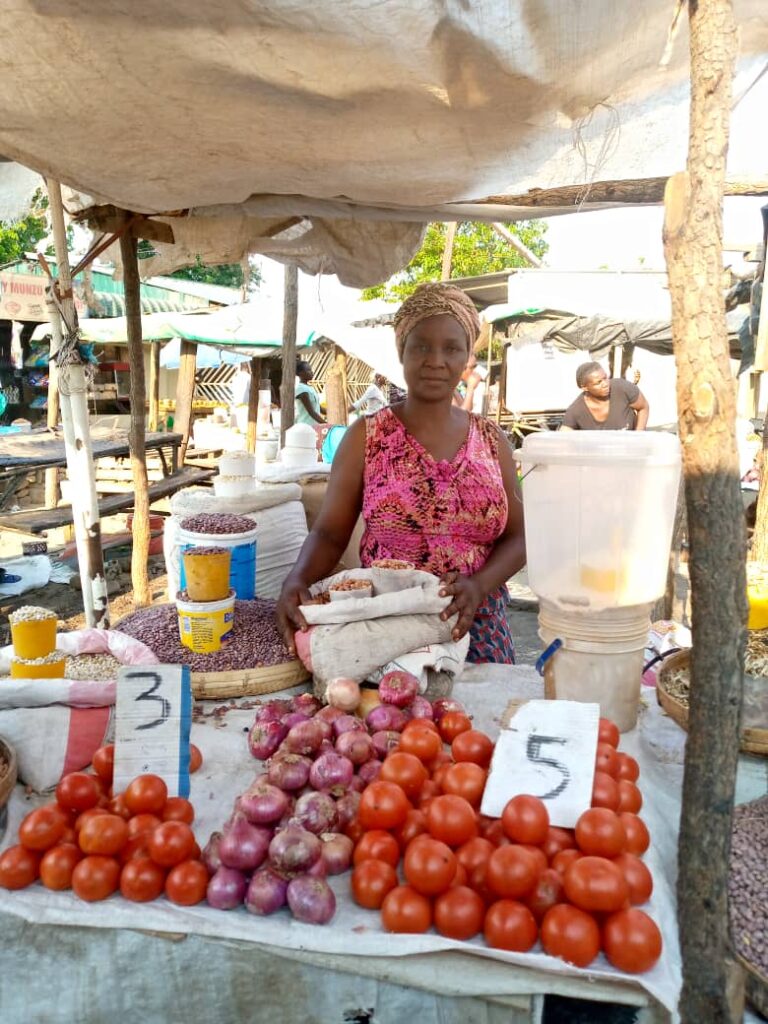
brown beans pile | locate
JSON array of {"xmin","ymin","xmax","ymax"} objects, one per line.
[
  {"xmin": 180, "ymin": 513, "xmax": 256, "ymax": 535},
  {"xmin": 329, "ymin": 579, "xmax": 372, "ymax": 592},
  {"xmin": 370, "ymin": 559, "xmax": 414, "ymax": 570},
  {"xmin": 729, "ymin": 795, "xmax": 768, "ymax": 975},
  {"xmin": 114, "ymin": 599, "xmax": 292, "ymax": 672}
]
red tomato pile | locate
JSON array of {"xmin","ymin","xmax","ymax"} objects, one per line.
[
  {"xmin": 0, "ymin": 744, "xmax": 207, "ymax": 907},
  {"xmin": 348, "ymin": 715, "xmax": 663, "ymax": 974}
]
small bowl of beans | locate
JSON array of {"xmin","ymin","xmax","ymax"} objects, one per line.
[{"xmin": 328, "ymin": 579, "xmax": 373, "ymax": 602}]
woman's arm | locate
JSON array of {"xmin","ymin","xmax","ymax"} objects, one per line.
[
  {"xmin": 298, "ymin": 391, "xmax": 325, "ymax": 424},
  {"xmin": 630, "ymin": 390, "xmax": 649, "ymax": 431},
  {"xmin": 276, "ymin": 419, "xmax": 366, "ymax": 649}
]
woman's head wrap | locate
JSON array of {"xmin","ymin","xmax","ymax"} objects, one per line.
[{"xmin": 393, "ymin": 282, "xmax": 481, "ymax": 360}]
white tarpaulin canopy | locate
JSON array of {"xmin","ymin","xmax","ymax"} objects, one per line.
[{"xmin": 0, "ymin": 2, "xmax": 766, "ymax": 287}]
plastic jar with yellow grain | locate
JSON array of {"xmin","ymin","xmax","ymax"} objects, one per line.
[{"xmin": 8, "ymin": 606, "xmax": 58, "ymax": 659}]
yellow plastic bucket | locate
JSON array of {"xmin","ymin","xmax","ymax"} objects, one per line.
[
  {"xmin": 177, "ymin": 590, "xmax": 235, "ymax": 654},
  {"xmin": 746, "ymin": 563, "xmax": 768, "ymax": 630},
  {"xmin": 10, "ymin": 654, "xmax": 66, "ymax": 678},
  {"xmin": 182, "ymin": 546, "xmax": 232, "ymax": 603},
  {"xmin": 10, "ymin": 615, "xmax": 57, "ymax": 659}
]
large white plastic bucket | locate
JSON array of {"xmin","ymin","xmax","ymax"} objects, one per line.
[{"xmin": 538, "ymin": 599, "xmax": 651, "ymax": 732}]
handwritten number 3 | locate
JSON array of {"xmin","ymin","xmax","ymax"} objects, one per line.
[
  {"xmin": 131, "ymin": 672, "xmax": 171, "ymax": 731},
  {"xmin": 526, "ymin": 734, "xmax": 570, "ymax": 800}
]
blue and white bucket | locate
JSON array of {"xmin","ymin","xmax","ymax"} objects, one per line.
[{"xmin": 178, "ymin": 525, "xmax": 258, "ymax": 600}]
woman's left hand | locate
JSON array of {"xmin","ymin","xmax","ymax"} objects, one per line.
[{"xmin": 439, "ymin": 571, "xmax": 483, "ymax": 642}]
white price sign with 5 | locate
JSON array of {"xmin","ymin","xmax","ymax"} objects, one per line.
[{"xmin": 480, "ymin": 700, "xmax": 599, "ymax": 829}]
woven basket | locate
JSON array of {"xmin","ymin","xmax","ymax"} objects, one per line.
[
  {"xmin": 191, "ymin": 658, "xmax": 310, "ymax": 699},
  {"xmin": 0, "ymin": 735, "xmax": 18, "ymax": 812},
  {"xmin": 739, "ymin": 956, "xmax": 768, "ymax": 1018},
  {"xmin": 657, "ymin": 649, "xmax": 768, "ymax": 757}
]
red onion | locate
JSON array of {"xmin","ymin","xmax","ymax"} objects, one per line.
[
  {"xmin": 318, "ymin": 738, "xmax": 335, "ymax": 757},
  {"xmin": 245, "ymin": 867, "xmax": 288, "ymax": 915},
  {"xmin": 334, "ymin": 791, "xmax": 361, "ymax": 831},
  {"xmin": 277, "ymin": 796, "xmax": 297, "ymax": 828},
  {"xmin": 287, "ymin": 876, "xmax": 336, "ymax": 924},
  {"xmin": 249, "ymin": 720, "xmax": 289, "ymax": 760},
  {"xmin": 292, "ymin": 693, "xmax": 321, "ymax": 716},
  {"xmin": 326, "ymin": 678, "xmax": 361, "ymax": 712},
  {"xmin": 218, "ymin": 814, "xmax": 271, "ymax": 872},
  {"xmin": 316, "ymin": 705, "xmax": 344, "ymax": 725},
  {"xmin": 206, "ymin": 866, "xmax": 248, "ymax": 910},
  {"xmin": 357, "ymin": 759, "xmax": 382, "ymax": 785},
  {"xmin": 335, "ymin": 729, "xmax": 375, "ymax": 766},
  {"xmin": 267, "ymin": 754, "xmax": 312, "ymax": 791},
  {"xmin": 201, "ymin": 831, "xmax": 223, "ymax": 875},
  {"xmin": 347, "ymin": 775, "xmax": 366, "ymax": 793},
  {"xmin": 320, "ymin": 833, "xmax": 354, "ymax": 875},
  {"xmin": 294, "ymin": 791, "xmax": 338, "ymax": 835},
  {"xmin": 268, "ymin": 825, "xmax": 322, "ymax": 874},
  {"xmin": 314, "ymin": 718, "xmax": 333, "ymax": 742},
  {"xmin": 305, "ymin": 856, "xmax": 328, "ymax": 878},
  {"xmin": 281, "ymin": 710, "xmax": 311, "ymax": 729},
  {"xmin": 378, "ymin": 670, "xmax": 420, "ymax": 708},
  {"xmin": 410, "ymin": 695, "xmax": 434, "ymax": 720},
  {"xmin": 370, "ymin": 730, "xmax": 401, "ymax": 759},
  {"xmin": 432, "ymin": 697, "xmax": 468, "ymax": 723},
  {"xmin": 238, "ymin": 780, "xmax": 290, "ymax": 825},
  {"xmin": 332, "ymin": 714, "xmax": 366, "ymax": 738},
  {"xmin": 309, "ymin": 751, "xmax": 354, "ymax": 794},
  {"xmin": 283, "ymin": 718, "xmax": 326, "ymax": 756},
  {"xmin": 253, "ymin": 704, "xmax": 284, "ymax": 725},
  {"xmin": 365, "ymin": 704, "xmax": 407, "ymax": 733}
]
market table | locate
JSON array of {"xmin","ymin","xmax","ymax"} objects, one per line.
[{"xmin": 0, "ymin": 667, "xmax": 684, "ymax": 1024}]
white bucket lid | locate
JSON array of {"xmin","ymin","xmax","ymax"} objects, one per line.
[{"xmin": 520, "ymin": 430, "xmax": 681, "ymax": 468}]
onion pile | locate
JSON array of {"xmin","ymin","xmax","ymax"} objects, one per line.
[{"xmin": 203, "ymin": 678, "xmax": 469, "ymax": 924}]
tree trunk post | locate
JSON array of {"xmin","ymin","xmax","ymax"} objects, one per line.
[
  {"xmin": 148, "ymin": 341, "xmax": 161, "ymax": 432},
  {"xmin": 246, "ymin": 357, "xmax": 260, "ymax": 454},
  {"xmin": 664, "ymin": 2, "xmax": 746, "ymax": 1021},
  {"xmin": 174, "ymin": 340, "xmax": 198, "ymax": 462},
  {"xmin": 748, "ymin": 239, "xmax": 768, "ymax": 561},
  {"xmin": 119, "ymin": 228, "xmax": 151, "ymax": 608},
  {"xmin": 441, "ymin": 223, "xmax": 457, "ymax": 280},
  {"xmin": 280, "ymin": 263, "xmax": 299, "ymax": 445},
  {"xmin": 325, "ymin": 346, "xmax": 348, "ymax": 426}
]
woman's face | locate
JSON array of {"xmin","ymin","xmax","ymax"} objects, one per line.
[
  {"xmin": 401, "ymin": 313, "xmax": 469, "ymax": 402},
  {"xmin": 584, "ymin": 369, "xmax": 609, "ymax": 398}
]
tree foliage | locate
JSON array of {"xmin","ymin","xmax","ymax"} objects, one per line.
[
  {"xmin": 0, "ymin": 192, "xmax": 48, "ymax": 266},
  {"xmin": 135, "ymin": 244, "xmax": 261, "ymax": 292},
  {"xmin": 361, "ymin": 220, "xmax": 548, "ymax": 302}
]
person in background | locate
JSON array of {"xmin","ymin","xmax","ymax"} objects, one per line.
[
  {"xmin": 561, "ymin": 361, "xmax": 649, "ymax": 431},
  {"xmin": 349, "ymin": 373, "xmax": 388, "ymax": 416},
  {"xmin": 294, "ymin": 360, "xmax": 325, "ymax": 425},
  {"xmin": 456, "ymin": 353, "xmax": 487, "ymax": 415}
]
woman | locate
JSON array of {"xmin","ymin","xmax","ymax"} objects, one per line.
[
  {"xmin": 294, "ymin": 360, "xmax": 325, "ymax": 425},
  {"xmin": 561, "ymin": 361, "xmax": 649, "ymax": 431},
  {"xmin": 349, "ymin": 373, "xmax": 388, "ymax": 416},
  {"xmin": 277, "ymin": 282, "xmax": 525, "ymax": 664}
]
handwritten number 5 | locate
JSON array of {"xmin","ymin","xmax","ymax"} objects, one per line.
[
  {"xmin": 526, "ymin": 734, "xmax": 570, "ymax": 800},
  {"xmin": 130, "ymin": 672, "xmax": 171, "ymax": 731}
]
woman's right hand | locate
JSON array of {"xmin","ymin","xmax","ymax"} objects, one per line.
[{"xmin": 276, "ymin": 577, "xmax": 313, "ymax": 655}]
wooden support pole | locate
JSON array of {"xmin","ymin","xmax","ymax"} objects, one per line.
[
  {"xmin": 119, "ymin": 228, "xmax": 151, "ymax": 608},
  {"xmin": 280, "ymin": 263, "xmax": 299, "ymax": 445},
  {"xmin": 175, "ymin": 341, "xmax": 198, "ymax": 462},
  {"xmin": 148, "ymin": 342, "xmax": 161, "ymax": 432},
  {"xmin": 325, "ymin": 346, "xmax": 348, "ymax": 426},
  {"xmin": 44, "ymin": 335, "xmax": 61, "ymax": 508},
  {"xmin": 441, "ymin": 223, "xmax": 457, "ymax": 280},
  {"xmin": 490, "ymin": 222, "xmax": 542, "ymax": 267},
  {"xmin": 246, "ymin": 358, "xmax": 260, "ymax": 454},
  {"xmin": 664, "ymin": 2, "xmax": 746, "ymax": 1021}
]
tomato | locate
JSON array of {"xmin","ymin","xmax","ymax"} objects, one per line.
[
  {"xmin": 379, "ymin": 751, "xmax": 429, "ymax": 800},
  {"xmin": 40, "ymin": 843, "xmax": 82, "ymax": 890},
  {"xmin": 403, "ymin": 836, "xmax": 457, "ymax": 896},
  {"xmin": 484, "ymin": 899, "xmax": 538, "ymax": 952},
  {"xmin": 343, "ymin": 817, "xmax": 366, "ymax": 845},
  {"xmin": 165, "ymin": 859, "xmax": 208, "ymax": 906},
  {"xmin": 392, "ymin": 809, "xmax": 428, "ymax": 850},
  {"xmin": 526, "ymin": 868, "xmax": 564, "ymax": 922},
  {"xmin": 613, "ymin": 853, "xmax": 653, "ymax": 905},
  {"xmin": 481, "ymin": 819, "xmax": 511, "ymax": 848},
  {"xmin": 434, "ymin": 885, "xmax": 485, "ymax": 940},
  {"xmin": 450, "ymin": 862, "xmax": 468, "ymax": 887},
  {"xmin": 398, "ymin": 726, "xmax": 442, "ymax": 765},
  {"xmin": 615, "ymin": 753, "xmax": 640, "ymax": 783},
  {"xmin": 501, "ymin": 794, "xmax": 549, "ymax": 846},
  {"xmin": 431, "ymin": 763, "xmax": 452, "ymax": 790},
  {"xmin": 75, "ymin": 806, "xmax": 111, "ymax": 832},
  {"xmin": 602, "ymin": 908, "xmax": 662, "ymax": 973},
  {"xmin": 119, "ymin": 834, "xmax": 152, "ymax": 865},
  {"xmin": 353, "ymin": 830, "xmax": 401, "ymax": 868},
  {"xmin": 542, "ymin": 826, "xmax": 576, "ymax": 861},
  {"xmin": 78, "ymin": 813, "xmax": 129, "ymax": 856},
  {"xmin": 71, "ymin": 854, "xmax": 120, "ymax": 901},
  {"xmin": 128, "ymin": 813, "xmax": 163, "ymax": 838},
  {"xmin": 107, "ymin": 793, "xmax": 132, "ymax": 820},
  {"xmin": 0, "ymin": 845, "xmax": 40, "ymax": 889},
  {"xmin": 617, "ymin": 780, "xmax": 643, "ymax": 814},
  {"xmin": 92, "ymin": 744, "xmax": 115, "ymax": 783},
  {"xmin": 119, "ymin": 856, "xmax": 166, "ymax": 902},
  {"xmin": 595, "ymin": 742, "xmax": 620, "ymax": 778},
  {"xmin": 147, "ymin": 821, "xmax": 196, "ymax": 868},
  {"xmin": 189, "ymin": 744, "xmax": 203, "ymax": 773},
  {"xmin": 162, "ymin": 798, "xmax": 195, "ymax": 825},
  {"xmin": 563, "ymin": 856, "xmax": 629, "ymax": 913},
  {"xmin": 56, "ymin": 772, "xmax": 101, "ymax": 813},
  {"xmin": 541, "ymin": 904, "xmax": 601, "ymax": 967},
  {"xmin": 358, "ymin": 782, "xmax": 411, "ymax": 831},
  {"xmin": 451, "ymin": 730, "xmax": 494, "ymax": 768},
  {"xmin": 441, "ymin": 762, "xmax": 486, "ymax": 807},
  {"xmin": 619, "ymin": 813, "xmax": 650, "ymax": 855},
  {"xmin": 381, "ymin": 885, "xmax": 432, "ymax": 933},
  {"xmin": 427, "ymin": 795, "xmax": 478, "ymax": 847},
  {"xmin": 351, "ymin": 858, "xmax": 399, "ymax": 909},
  {"xmin": 456, "ymin": 836, "xmax": 495, "ymax": 875},
  {"xmin": 402, "ymin": 718, "xmax": 439, "ymax": 734},
  {"xmin": 467, "ymin": 860, "xmax": 496, "ymax": 906},
  {"xmin": 19, "ymin": 805, "xmax": 67, "ymax": 851},
  {"xmin": 591, "ymin": 770, "xmax": 620, "ymax": 811},
  {"xmin": 124, "ymin": 774, "xmax": 168, "ymax": 815},
  {"xmin": 426, "ymin": 750, "xmax": 453, "ymax": 775},
  {"xmin": 551, "ymin": 849, "xmax": 582, "ymax": 877},
  {"xmin": 438, "ymin": 712, "xmax": 473, "ymax": 744},
  {"xmin": 486, "ymin": 845, "xmax": 541, "ymax": 900},
  {"xmin": 575, "ymin": 808, "xmax": 626, "ymax": 858},
  {"xmin": 519, "ymin": 844, "xmax": 548, "ymax": 877},
  {"xmin": 416, "ymin": 780, "xmax": 441, "ymax": 807},
  {"xmin": 598, "ymin": 718, "xmax": 620, "ymax": 748},
  {"xmin": 60, "ymin": 826, "xmax": 78, "ymax": 846}
]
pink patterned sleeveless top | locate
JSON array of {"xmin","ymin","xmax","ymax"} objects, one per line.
[{"xmin": 360, "ymin": 407, "xmax": 508, "ymax": 576}]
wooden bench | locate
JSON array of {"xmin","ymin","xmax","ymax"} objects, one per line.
[{"xmin": 0, "ymin": 467, "xmax": 214, "ymax": 535}]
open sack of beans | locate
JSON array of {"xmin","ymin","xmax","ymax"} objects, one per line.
[{"xmin": 296, "ymin": 567, "xmax": 470, "ymax": 695}]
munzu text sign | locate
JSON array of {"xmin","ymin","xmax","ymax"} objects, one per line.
[
  {"xmin": 480, "ymin": 700, "xmax": 599, "ymax": 829},
  {"xmin": 113, "ymin": 665, "xmax": 192, "ymax": 798}
]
